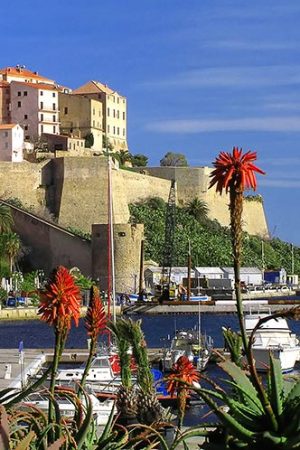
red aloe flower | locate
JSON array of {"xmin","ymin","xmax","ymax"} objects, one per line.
[
  {"xmin": 209, "ymin": 147, "xmax": 265, "ymax": 194},
  {"xmin": 85, "ymin": 286, "xmax": 107, "ymax": 340},
  {"xmin": 38, "ymin": 266, "xmax": 81, "ymax": 330},
  {"xmin": 166, "ymin": 355, "xmax": 200, "ymax": 429},
  {"xmin": 166, "ymin": 355, "xmax": 200, "ymax": 397}
]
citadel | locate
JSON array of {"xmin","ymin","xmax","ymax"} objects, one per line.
[{"xmin": 0, "ymin": 66, "xmax": 269, "ymax": 292}]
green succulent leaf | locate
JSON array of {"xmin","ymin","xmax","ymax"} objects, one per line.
[
  {"xmin": 285, "ymin": 377, "xmax": 300, "ymax": 409},
  {"xmin": 268, "ymin": 354, "xmax": 283, "ymax": 418},
  {"xmin": 219, "ymin": 360, "xmax": 263, "ymax": 412}
]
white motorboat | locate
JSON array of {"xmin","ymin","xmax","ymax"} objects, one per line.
[
  {"xmin": 245, "ymin": 308, "xmax": 300, "ymax": 372},
  {"xmin": 163, "ymin": 329, "xmax": 212, "ymax": 372},
  {"xmin": 22, "ymin": 391, "xmax": 114, "ymax": 426},
  {"xmin": 57, "ymin": 354, "xmax": 115, "ymax": 383}
]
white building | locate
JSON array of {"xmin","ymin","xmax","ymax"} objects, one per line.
[
  {"xmin": 194, "ymin": 267, "xmax": 224, "ymax": 279},
  {"xmin": 0, "ymin": 124, "xmax": 24, "ymax": 162},
  {"xmin": 222, "ymin": 267, "xmax": 263, "ymax": 286},
  {"xmin": 144, "ymin": 266, "xmax": 196, "ymax": 290},
  {"xmin": 10, "ymin": 81, "xmax": 61, "ymax": 142}
]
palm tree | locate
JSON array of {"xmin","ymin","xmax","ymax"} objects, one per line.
[
  {"xmin": 184, "ymin": 197, "xmax": 209, "ymax": 223},
  {"xmin": 4, "ymin": 232, "xmax": 20, "ymax": 273},
  {"xmin": 0, "ymin": 204, "xmax": 13, "ymax": 233},
  {"xmin": 209, "ymin": 147, "xmax": 265, "ymax": 354}
]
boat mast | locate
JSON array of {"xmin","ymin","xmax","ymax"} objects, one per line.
[
  {"xmin": 187, "ymin": 239, "xmax": 191, "ymax": 301},
  {"xmin": 108, "ymin": 156, "xmax": 116, "ymax": 324}
]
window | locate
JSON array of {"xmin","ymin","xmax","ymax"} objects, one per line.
[
  {"xmin": 53, "ymin": 126, "xmax": 56, "ymax": 133},
  {"xmin": 64, "ymin": 107, "xmax": 68, "ymax": 114},
  {"xmin": 25, "ymin": 125, "xmax": 28, "ymax": 131},
  {"xmin": 52, "ymin": 92, "xmax": 56, "ymax": 97},
  {"xmin": 113, "ymin": 109, "xmax": 115, "ymax": 118},
  {"xmin": 117, "ymin": 110, "xmax": 120, "ymax": 119},
  {"xmin": 117, "ymin": 97, "xmax": 119, "ymax": 104},
  {"xmin": 4, "ymin": 131, "xmax": 8, "ymax": 137},
  {"xmin": 5, "ymin": 142, "xmax": 8, "ymax": 149},
  {"xmin": 17, "ymin": 101, "xmax": 21, "ymax": 107},
  {"xmin": 123, "ymin": 128, "xmax": 125, "ymax": 136},
  {"xmin": 117, "ymin": 127, "xmax": 120, "ymax": 135},
  {"xmin": 41, "ymin": 114, "xmax": 44, "ymax": 121},
  {"xmin": 113, "ymin": 126, "xmax": 115, "ymax": 134},
  {"xmin": 40, "ymin": 91, "xmax": 43, "ymax": 96},
  {"xmin": 123, "ymin": 112, "xmax": 126, "ymax": 120},
  {"xmin": 93, "ymin": 108, "xmax": 95, "ymax": 115},
  {"xmin": 41, "ymin": 125, "xmax": 44, "ymax": 133},
  {"xmin": 24, "ymin": 91, "xmax": 27, "ymax": 96},
  {"xmin": 18, "ymin": 92, "xmax": 21, "ymax": 97},
  {"xmin": 93, "ymin": 120, "xmax": 95, "ymax": 127},
  {"xmin": 107, "ymin": 125, "xmax": 110, "ymax": 133},
  {"xmin": 107, "ymin": 107, "xmax": 110, "ymax": 116},
  {"xmin": 53, "ymin": 115, "xmax": 56, "ymax": 122},
  {"xmin": 40, "ymin": 101, "xmax": 43, "ymax": 109},
  {"xmin": 68, "ymin": 143, "xmax": 71, "ymax": 149},
  {"xmin": 24, "ymin": 114, "xmax": 28, "ymax": 119},
  {"xmin": 81, "ymin": 142, "xmax": 83, "ymax": 147},
  {"xmin": 25, "ymin": 135, "xmax": 30, "ymax": 140},
  {"xmin": 77, "ymin": 141, "xmax": 79, "ymax": 146},
  {"xmin": 52, "ymin": 103, "xmax": 56, "ymax": 111}
]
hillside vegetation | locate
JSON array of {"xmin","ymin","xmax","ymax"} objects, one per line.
[{"xmin": 129, "ymin": 198, "xmax": 300, "ymax": 275}]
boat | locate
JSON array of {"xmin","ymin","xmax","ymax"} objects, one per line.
[
  {"xmin": 184, "ymin": 294, "xmax": 210, "ymax": 302},
  {"xmin": 21, "ymin": 390, "xmax": 115, "ymax": 426},
  {"xmin": 162, "ymin": 329, "xmax": 212, "ymax": 372},
  {"xmin": 244, "ymin": 308, "xmax": 300, "ymax": 372}
]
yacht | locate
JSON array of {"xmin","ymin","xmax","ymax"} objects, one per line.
[
  {"xmin": 244, "ymin": 308, "xmax": 300, "ymax": 372},
  {"xmin": 162, "ymin": 329, "xmax": 212, "ymax": 372}
]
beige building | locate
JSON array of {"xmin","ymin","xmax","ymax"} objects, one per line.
[
  {"xmin": 59, "ymin": 93, "xmax": 103, "ymax": 151},
  {"xmin": 0, "ymin": 123, "xmax": 24, "ymax": 162},
  {"xmin": 42, "ymin": 133, "xmax": 86, "ymax": 156},
  {"xmin": 10, "ymin": 81, "xmax": 61, "ymax": 142},
  {"xmin": 72, "ymin": 81, "xmax": 127, "ymax": 152}
]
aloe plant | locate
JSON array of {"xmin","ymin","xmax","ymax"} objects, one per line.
[{"xmin": 192, "ymin": 352, "xmax": 300, "ymax": 449}]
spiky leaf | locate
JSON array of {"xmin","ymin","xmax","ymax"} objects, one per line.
[{"xmin": 268, "ymin": 354, "xmax": 283, "ymax": 418}]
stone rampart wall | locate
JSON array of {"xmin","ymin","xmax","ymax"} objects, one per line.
[{"xmin": 0, "ymin": 158, "xmax": 268, "ymax": 238}]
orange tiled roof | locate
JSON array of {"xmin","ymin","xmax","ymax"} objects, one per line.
[
  {"xmin": 0, "ymin": 124, "xmax": 18, "ymax": 130},
  {"xmin": 73, "ymin": 80, "xmax": 124, "ymax": 97},
  {"xmin": 0, "ymin": 66, "xmax": 54, "ymax": 83}
]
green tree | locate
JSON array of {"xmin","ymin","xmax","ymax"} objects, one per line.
[
  {"xmin": 160, "ymin": 151, "xmax": 188, "ymax": 167},
  {"xmin": 4, "ymin": 232, "xmax": 20, "ymax": 273},
  {"xmin": 131, "ymin": 153, "xmax": 148, "ymax": 167},
  {"xmin": 114, "ymin": 149, "xmax": 132, "ymax": 166},
  {"xmin": 102, "ymin": 135, "xmax": 114, "ymax": 152},
  {"xmin": 84, "ymin": 132, "xmax": 94, "ymax": 148},
  {"xmin": 0, "ymin": 204, "xmax": 13, "ymax": 233},
  {"xmin": 184, "ymin": 197, "xmax": 209, "ymax": 223}
]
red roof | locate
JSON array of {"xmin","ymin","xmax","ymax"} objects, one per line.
[{"xmin": 0, "ymin": 66, "xmax": 54, "ymax": 83}]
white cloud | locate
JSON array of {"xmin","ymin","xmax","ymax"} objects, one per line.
[
  {"xmin": 260, "ymin": 178, "xmax": 300, "ymax": 188},
  {"xmin": 262, "ymin": 157, "xmax": 300, "ymax": 167},
  {"xmin": 142, "ymin": 65, "xmax": 300, "ymax": 89},
  {"xmin": 207, "ymin": 40, "xmax": 298, "ymax": 51},
  {"xmin": 146, "ymin": 116, "xmax": 300, "ymax": 133}
]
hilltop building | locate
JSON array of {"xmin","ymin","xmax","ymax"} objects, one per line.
[
  {"xmin": 59, "ymin": 92, "xmax": 103, "ymax": 152},
  {"xmin": 73, "ymin": 81, "xmax": 128, "ymax": 151},
  {"xmin": 0, "ymin": 124, "xmax": 24, "ymax": 162}
]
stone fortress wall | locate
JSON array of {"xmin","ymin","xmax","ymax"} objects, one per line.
[{"xmin": 0, "ymin": 157, "xmax": 268, "ymax": 238}]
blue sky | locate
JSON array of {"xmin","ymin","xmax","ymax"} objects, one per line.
[{"xmin": 2, "ymin": 0, "xmax": 300, "ymax": 244}]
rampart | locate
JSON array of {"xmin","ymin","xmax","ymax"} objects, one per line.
[{"xmin": 0, "ymin": 158, "xmax": 268, "ymax": 238}]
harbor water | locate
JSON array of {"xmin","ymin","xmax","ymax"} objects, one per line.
[
  {"xmin": 1, "ymin": 313, "xmax": 300, "ymax": 349},
  {"xmin": 1, "ymin": 313, "xmax": 300, "ymax": 426}
]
